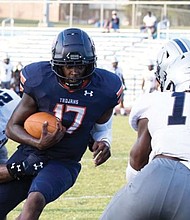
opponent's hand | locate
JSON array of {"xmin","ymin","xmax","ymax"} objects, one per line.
[
  {"xmin": 6, "ymin": 153, "xmax": 49, "ymax": 180},
  {"xmin": 92, "ymin": 141, "xmax": 111, "ymax": 166},
  {"xmin": 37, "ymin": 120, "xmax": 66, "ymax": 150}
]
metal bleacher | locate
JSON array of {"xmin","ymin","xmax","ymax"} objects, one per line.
[{"xmin": 0, "ymin": 27, "xmax": 170, "ymax": 107}]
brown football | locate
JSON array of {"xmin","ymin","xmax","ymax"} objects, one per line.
[{"xmin": 24, "ymin": 112, "xmax": 59, "ymax": 138}]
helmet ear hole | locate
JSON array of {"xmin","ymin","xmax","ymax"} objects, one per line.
[
  {"xmin": 166, "ymin": 81, "xmax": 173, "ymax": 91},
  {"xmin": 166, "ymin": 52, "xmax": 190, "ymax": 92}
]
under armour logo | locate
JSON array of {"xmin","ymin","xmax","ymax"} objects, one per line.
[
  {"xmin": 84, "ymin": 90, "xmax": 93, "ymax": 96},
  {"xmin": 10, "ymin": 163, "xmax": 21, "ymax": 172},
  {"xmin": 33, "ymin": 162, "xmax": 44, "ymax": 170},
  {"xmin": 11, "ymin": 163, "xmax": 15, "ymax": 169},
  {"xmin": 17, "ymin": 165, "xmax": 21, "ymax": 172}
]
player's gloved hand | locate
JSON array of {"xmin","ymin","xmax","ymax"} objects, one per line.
[{"xmin": 6, "ymin": 153, "xmax": 49, "ymax": 180}]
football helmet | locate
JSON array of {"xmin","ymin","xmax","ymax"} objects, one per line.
[
  {"xmin": 51, "ymin": 28, "xmax": 97, "ymax": 89},
  {"xmin": 165, "ymin": 52, "xmax": 190, "ymax": 92},
  {"xmin": 155, "ymin": 38, "xmax": 190, "ymax": 91}
]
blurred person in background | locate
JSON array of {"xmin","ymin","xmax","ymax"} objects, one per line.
[
  {"xmin": 141, "ymin": 11, "xmax": 157, "ymax": 39},
  {"xmin": 11, "ymin": 61, "xmax": 23, "ymax": 96},
  {"xmin": 0, "ymin": 53, "xmax": 14, "ymax": 89},
  {"xmin": 141, "ymin": 59, "xmax": 159, "ymax": 93},
  {"xmin": 103, "ymin": 10, "xmax": 120, "ymax": 33},
  {"xmin": 112, "ymin": 57, "xmax": 127, "ymax": 116},
  {"xmin": 110, "ymin": 10, "xmax": 120, "ymax": 32}
]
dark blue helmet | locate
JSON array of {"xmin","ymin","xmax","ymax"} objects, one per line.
[{"xmin": 51, "ymin": 28, "xmax": 97, "ymax": 89}]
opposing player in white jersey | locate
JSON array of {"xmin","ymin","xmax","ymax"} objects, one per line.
[
  {"xmin": 100, "ymin": 39, "xmax": 190, "ymax": 220},
  {"xmin": 0, "ymin": 89, "xmax": 21, "ymax": 163}
]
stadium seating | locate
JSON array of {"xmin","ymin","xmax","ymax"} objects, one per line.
[{"xmin": 0, "ymin": 27, "xmax": 172, "ymax": 107}]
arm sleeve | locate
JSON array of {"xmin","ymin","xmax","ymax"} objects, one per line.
[{"xmin": 90, "ymin": 116, "xmax": 113, "ymax": 147}]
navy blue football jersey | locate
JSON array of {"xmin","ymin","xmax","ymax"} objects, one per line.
[{"xmin": 21, "ymin": 61, "xmax": 122, "ymax": 162}]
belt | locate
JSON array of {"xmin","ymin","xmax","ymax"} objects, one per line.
[{"xmin": 154, "ymin": 154, "xmax": 187, "ymax": 162}]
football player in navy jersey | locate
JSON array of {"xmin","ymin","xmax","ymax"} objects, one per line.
[{"xmin": 0, "ymin": 28, "xmax": 123, "ymax": 220}]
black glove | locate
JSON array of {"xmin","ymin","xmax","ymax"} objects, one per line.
[{"xmin": 7, "ymin": 153, "xmax": 49, "ymax": 180}]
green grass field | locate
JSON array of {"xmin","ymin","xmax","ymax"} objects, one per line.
[{"xmin": 6, "ymin": 115, "xmax": 136, "ymax": 220}]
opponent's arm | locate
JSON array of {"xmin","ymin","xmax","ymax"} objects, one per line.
[
  {"xmin": 90, "ymin": 108, "xmax": 113, "ymax": 166},
  {"xmin": 126, "ymin": 118, "xmax": 151, "ymax": 182}
]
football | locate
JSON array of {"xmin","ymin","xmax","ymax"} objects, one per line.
[{"xmin": 24, "ymin": 112, "xmax": 59, "ymax": 138}]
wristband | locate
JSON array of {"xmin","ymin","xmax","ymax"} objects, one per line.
[
  {"xmin": 126, "ymin": 162, "xmax": 138, "ymax": 182},
  {"xmin": 90, "ymin": 117, "xmax": 112, "ymax": 145},
  {"xmin": 7, "ymin": 162, "xmax": 26, "ymax": 180},
  {"xmin": 6, "ymin": 153, "xmax": 49, "ymax": 180}
]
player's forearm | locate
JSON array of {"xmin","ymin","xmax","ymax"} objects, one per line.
[
  {"xmin": 91, "ymin": 116, "xmax": 113, "ymax": 146},
  {"xmin": 0, "ymin": 165, "xmax": 14, "ymax": 183}
]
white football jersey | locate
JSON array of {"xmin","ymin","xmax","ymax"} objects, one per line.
[
  {"xmin": 129, "ymin": 91, "xmax": 190, "ymax": 161},
  {"xmin": 0, "ymin": 89, "xmax": 21, "ymax": 147}
]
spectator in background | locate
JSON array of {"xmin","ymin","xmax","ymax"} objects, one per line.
[
  {"xmin": 141, "ymin": 59, "xmax": 159, "ymax": 93},
  {"xmin": 11, "ymin": 61, "xmax": 23, "ymax": 96},
  {"xmin": 103, "ymin": 18, "xmax": 111, "ymax": 33},
  {"xmin": 112, "ymin": 57, "xmax": 127, "ymax": 116},
  {"xmin": 110, "ymin": 10, "xmax": 120, "ymax": 32},
  {"xmin": 0, "ymin": 53, "xmax": 14, "ymax": 89},
  {"xmin": 141, "ymin": 11, "xmax": 157, "ymax": 39},
  {"xmin": 103, "ymin": 10, "xmax": 120, "ymax": 33},
  {"xmin": 157, "ymin": 15, "xmax": 170, "ymax": 39},
  {"xmin": 158, "ymin": 15, "xmax": 170, "ymax": 30}
]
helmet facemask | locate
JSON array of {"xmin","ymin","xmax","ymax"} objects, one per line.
[{"xmin": 52, "ymin": 61, "xmax": 94, "ymax": 90}]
